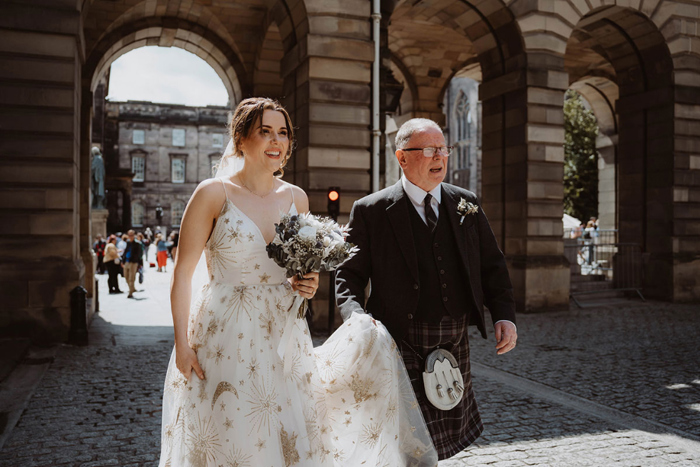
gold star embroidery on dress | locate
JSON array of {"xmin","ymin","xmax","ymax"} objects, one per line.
[
  {"xmin": 255, "ymin": 439, "xmax": 266, "ymax": 451},
  {"xmin": 247, "ymin": 357, "xmax": 259, "ymax": 378},
  {"xmin": 254, "ymin": 263, "xmax": 260, "ymax": 270},
  {"xmin": 225, "ymin": 447, "xmax": 252, "ymax": 467},
  {"xmin": 184, "ymin": 414, "xmax": 221, "ymax": 465},
  {"xmin": 224, "ymin": 418, "xmax": 234, "ymax": 430},
  {"xmin": 247, "ymin": 233, "xmax": 255, "ymax": 242},
  {"xmin": 360, "ymin": 422, "xmax": 382, "ymax": 447},
  {"xmin": 259, "ymin": 273, "xmax": 270, "ymax": 283}
]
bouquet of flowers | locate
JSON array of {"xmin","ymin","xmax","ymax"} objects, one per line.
[{"xmin": 266, "ymin": 213, "xmax": 358, "ymax": 318}]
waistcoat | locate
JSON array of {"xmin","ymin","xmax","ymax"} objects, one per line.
[{"xmin": 407, "ymin": 199, "xmax": 472, "ymax": 324}]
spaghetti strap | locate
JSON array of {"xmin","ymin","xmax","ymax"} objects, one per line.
[
  {"xmin": 219, "ymin": 178, "xmax": 229, "ymax": 201},
  {"xmin": 290, "ymin": 184, "xmax": 295, "ymax": 206}
]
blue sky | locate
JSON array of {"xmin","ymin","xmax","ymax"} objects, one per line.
[{"xmin": 106, "ymin": 47, "xmax": 229, "ymax": 107}]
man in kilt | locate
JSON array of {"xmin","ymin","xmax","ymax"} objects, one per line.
[{"xmin": 336, "ymin": 118, "xmax": 517, "ymax": 460}]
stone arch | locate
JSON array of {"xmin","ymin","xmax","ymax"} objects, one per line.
[
  {"xmin": 254, "ymin": 22, "xmax": 285, "ymax": 98},
  {"xmin": 85, "ymin": 17, "xmax": 248, "ymax": 105},
  {"xmin": 570, "ymin": 76, "xmax": 619, "ymax": 233},
  {"xmin": 562, "ymin": 5, "xmax": 684, "ymax": 299},
  {"xmin": 388, "ymin": 0, "xmax": 526, "ymax": 121}
]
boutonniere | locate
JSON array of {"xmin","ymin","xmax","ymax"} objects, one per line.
[{"xmin": 457, "ymin": 198, "xmax": 478, "ymax": 225}]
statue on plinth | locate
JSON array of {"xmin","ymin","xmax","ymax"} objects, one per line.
[{"xmin": 91, "ymin": 146, "xmax": 106, "ymax": 209}]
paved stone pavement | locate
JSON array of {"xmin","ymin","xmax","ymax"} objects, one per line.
[{"xmin": 0, "ymin": 264, "xmax": 699, "ymax": 466}]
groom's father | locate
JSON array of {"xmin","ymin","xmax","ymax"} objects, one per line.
[{"xmin": 336, "ymin": 118, "xmax": 517, "ymax": 459}]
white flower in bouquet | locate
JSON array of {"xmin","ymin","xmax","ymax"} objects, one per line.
[{"xmin": 298, "ymin": 225, "xmax": 317, "ymax": 241}]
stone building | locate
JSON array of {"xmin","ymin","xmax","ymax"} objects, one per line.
[
  {"xmin": 444, "ymin": 77, "xmax": 482, "ymax": 196},
  {"xmin": 102, "ymin": 100, "xmax": 230, "ymax": 233},
  {"xmin": 1, "ymin": 0, "xmax": 699, "ymax": 342}
]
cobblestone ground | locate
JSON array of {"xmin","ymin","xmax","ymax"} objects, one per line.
[
  {"xmin": 469, "ymin": 302, "xmax": 700, "ymax": 437},
  {"xmin": 1, "ymin": 264, "xmax": 699, "ymax": 466}
]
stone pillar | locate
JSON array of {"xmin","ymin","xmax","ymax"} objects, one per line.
[
  {"xmin": 481, "ymin": 55, "xmax": 570, "ymax": 312},
  {"xmin": 617, "ymin": 88, "xmax": 676, "ymax": 299},
  {"xmin": 670, "ymin": 84, "xmax": 700, "ymax": 301},
  {"xmin": 283, "ymin": 0, "xmax": 373, "ymax": 329},
  {"xmin": 597, "ymin": 135, "xmax": 616, "ymax": 230},
  {"xmin": 0, "ymin": 1, "xmax": 85, "ymax": 342}
]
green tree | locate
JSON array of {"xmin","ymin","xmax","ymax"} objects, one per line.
[{"xmin": 564, "ymin": 89, "xmax": 599, "ymax": 223}]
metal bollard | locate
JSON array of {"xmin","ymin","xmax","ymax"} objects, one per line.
[
  {"xmin": 94, "ymin": 278, "xmax": 100, "ymax": 313},
  {"xmin": 69, "ymin": 286, "xmax": 89, "ymax": 346}
]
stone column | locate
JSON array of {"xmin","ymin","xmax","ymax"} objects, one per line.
[
  {"xmin": 480, "ymin": 55, "xmax": 570, "ymax": 312},
  {"xmin": 0, "ymin": 1, "xmax": 85, "ymax": 342},
  {"xmin": 597, "ymin": 136, "xmax": 616, "ymax": 230},
  {"xmin": 670, "ymin": 84, "xmax": 700, "ymax": 301},
  {"xmin": 283, "ymin": 0, "xmax": 374, "ymax": 329}
]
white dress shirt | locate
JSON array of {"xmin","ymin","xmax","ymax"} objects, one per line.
[
  {"xmin": 400, "ymin": 174, "xmax": 516, "ymax": 331},
  {"xmin": 401, "ymin": 174, "xmax": 440, "ymax": 226}
]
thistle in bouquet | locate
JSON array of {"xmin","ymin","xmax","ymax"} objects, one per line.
[{"xmin": 266, "ymin": 213, "xmax": 358, "ymax": 318}]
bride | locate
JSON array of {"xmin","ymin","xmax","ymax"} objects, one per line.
[{"xmin": 159, "ymin": 97, "xmax": 437, "ymax": 466}]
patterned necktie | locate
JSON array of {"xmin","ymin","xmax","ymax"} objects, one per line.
[{"xmin": 424, "ymin": 193, "xmax": 437, "ymax": 232}]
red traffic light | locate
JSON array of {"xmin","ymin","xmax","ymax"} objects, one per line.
[{"xmin": 328, "ymin": 190, "xmax": 339, "ymax": 202}]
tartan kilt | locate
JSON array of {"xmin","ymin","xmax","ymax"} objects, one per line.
[{"xmin": 399, "ymin": 314, "xmax": 483, "ymax": 460}]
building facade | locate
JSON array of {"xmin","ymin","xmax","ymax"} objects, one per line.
[
  {"xmin": 103, "ymin": 101, "xmax": 229, "ymax": 234},
  {"xmin": 1, "ymin": 0, "xmax": 699, "ymax": 342}
]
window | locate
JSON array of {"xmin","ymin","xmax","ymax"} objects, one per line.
[
  {"xmin": 454, "ymin": 92, "xmax": 470, "ymax": 171},
  {"xmin": 132, "ymin": 130, "xmax": 145, "ymax": 145},
  {"xmin": 212, "ymin": 133, "xmax": 224, "ymax": 148},
  {"xmin": 171, "ymin": 157, "xmax": 186, "ymax": 183},
  {"xmin": 132, "ymin": 154, "xmax": 145, "ymax": 182},
  {"xmin": 171, "ymin": 200, "xmax": 185, "ymax": 227},
  {"xmin": 172, "ymin": 129, "xmax": 186, "ymax": 147},
  {"xmin": 132, "ymin": 202, "xmax": 145, "ymax": 227},
  {"xmin": 209, "ymin": 154, "xmax": 221, "ymax": 178}
]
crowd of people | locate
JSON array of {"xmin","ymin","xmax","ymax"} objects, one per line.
[{"xmin": 92, "ymin": 229, "xmax": 179, "ymax": 298}]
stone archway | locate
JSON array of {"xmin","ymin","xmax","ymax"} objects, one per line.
[
  {"xmin": 569, "ymin": 76, "xmax": 619, "ymax": 233},
  {"xmin": 565, "ymin": 6, "xmax": 678, "ymax": 300}
]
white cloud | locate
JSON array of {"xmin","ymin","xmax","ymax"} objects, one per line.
[{"xmin": 106, "ymin": 47, "xmax": 229, "ymax": 107}]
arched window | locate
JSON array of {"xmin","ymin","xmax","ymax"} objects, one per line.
[
  {"xmin": 132, "ymin": 201, "xmax": 145, "ymax": 227},
  {"xmin": 172, "ymin": 200, "xmax": 185, "ymax": 227},
  {"xmin": 454, "ymin": 92, "xmax": 470, "ymax": 171}
]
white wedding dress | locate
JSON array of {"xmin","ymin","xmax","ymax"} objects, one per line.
[{"xmin": 159, "ymin": 193, "xmax": 437, "ymax": 467}]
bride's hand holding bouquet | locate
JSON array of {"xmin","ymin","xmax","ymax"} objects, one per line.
[{"xmin": 266, "ymin": 213, "xmax": 358, "ymax": 317}]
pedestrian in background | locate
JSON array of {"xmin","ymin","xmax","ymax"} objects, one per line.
[
  {"xmin": 156, "ymin": 233, "xmax": 168, "ymax": 272},
  {"xmin": 93, "ymin": 235, "xmax": 106, "ymax": 274},
  {"xmin": 104, "ymin": 235, "xmax": 122, "ymax": 294},
  {"xmin": 123, "ymin": 229, "xmax": 144, "ymax": 298},
  {"xmin": 169, "ymin": 231, "xmax": 179, "ymax": 264}
]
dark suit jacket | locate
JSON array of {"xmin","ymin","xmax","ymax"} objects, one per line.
[{"xmin": 335, "ymin": 181, "xmax": 515, "ymax": 341}]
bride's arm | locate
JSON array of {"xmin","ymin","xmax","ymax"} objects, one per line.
[
  {"xmin": 287, "ymin": 185, "xmax": 319, "ymax": 299},
  {"xmin": 170, "ymin": 179, "xmax": 224, "ymax": 380}
]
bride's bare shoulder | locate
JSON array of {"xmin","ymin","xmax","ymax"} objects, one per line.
[
  {"xmin": 189, "ymin": 178, "xmax": 227, "ymax": 211},
  {"xmin": 281, "ymin": 180, "xmax": 309, "ymax": 211}
]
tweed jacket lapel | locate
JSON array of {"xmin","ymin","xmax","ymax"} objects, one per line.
[
  {"xmin": 386, "ymin": 181, "xmax": 419, "ymax": 283},
  {"xmin": 441, "ymin": 184, "xmax": 473, "ymax": 285}
]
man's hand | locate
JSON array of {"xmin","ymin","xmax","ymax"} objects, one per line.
[{"xmin": 495, "ymin": 321, "xmax": 517, "ymax": 355}]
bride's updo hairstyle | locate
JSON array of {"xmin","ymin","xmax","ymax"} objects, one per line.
[{"xmin": 225, "ymin": 97, "xmax": 295, "ymax": 178}]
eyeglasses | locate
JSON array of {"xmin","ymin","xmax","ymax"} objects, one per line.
[{"xmin": 401, "ymin": 146, "xmax": 453, "ymax": 157}]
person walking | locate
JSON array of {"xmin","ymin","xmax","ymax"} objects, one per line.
[
  {"xmin": 336, "ymin": 118, "xmax": 517, "ymax": 460},
  {"xmin": 122, "ymin": 229, "xmax": 144, "ymax": 298},
  {"xmin": 93, "ymin": 235, "xmax": 106, "ymax": 274},
  {"xmin": 155, "ymin": 233, "xmax": 168, "ymax": 272},
  {"xmin": 103, "ymin": 235, "xmax": 122, "ymax": 294},
  {"xmin": 158, "ymin": 98, "xmax": 436, "ymax": 466}
]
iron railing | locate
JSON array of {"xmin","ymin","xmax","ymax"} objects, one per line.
[{"xmin": 563, "ymin": 229, "xmax": 645, "ymax": 307}]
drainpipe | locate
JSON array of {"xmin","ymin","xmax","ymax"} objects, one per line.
[{"xmin": 372, "ymin": 0, "xmax": 381, "ymax": 193}]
